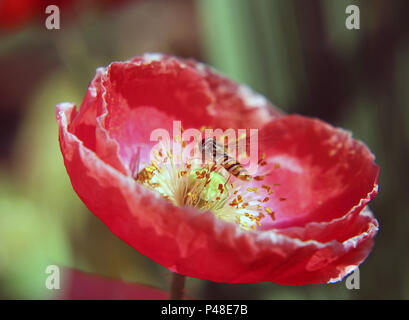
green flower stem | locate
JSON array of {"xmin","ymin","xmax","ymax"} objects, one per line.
[{"xmin": 170, "ymin": 272, "xmax": 186, "ymax": 300}]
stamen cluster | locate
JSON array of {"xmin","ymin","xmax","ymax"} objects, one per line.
[{"xmin": 135, "ymin": 139, "xmax": 277, "ymax": 231}]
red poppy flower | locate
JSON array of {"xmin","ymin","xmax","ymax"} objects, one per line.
[
  {"xmin": 0, "ymin": 0, "xmax": 73, "ymax": 31},
  {"xmin": 0, "ymin": 0, "xmax": 129, "ymax": 32},
  {"xmin": 59, "ymin": 268, "xmax": 172, "ymax": 300},
  {"xmin": 56, "ymin": 53, "xmax": 379, "ymax": 285}
]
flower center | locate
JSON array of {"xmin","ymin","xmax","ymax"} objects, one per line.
[{"xmin": 133, "ymin": 139, "xmax": 275, "ymax": 231}]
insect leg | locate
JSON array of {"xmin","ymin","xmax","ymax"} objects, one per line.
[{"xmin": 130, "ymin": 147, "xmax": 140, "ymax": 180}]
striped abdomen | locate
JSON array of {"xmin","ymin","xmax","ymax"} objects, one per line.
[
  {"xmin": 200, "ymin": 138, "xmax": 252, "ymax": 181},
  {"xmin": 220, "ymin": 154, "xmax": 252, "ymax": 181}
]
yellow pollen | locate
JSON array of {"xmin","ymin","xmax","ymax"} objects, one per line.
[
  {"xmin": 146, "ymin": 165, "xmax": 156, "ymax": 173},
  {"xmin": 229, "ymin": 199, "xmax": 238, "ymax": 207},
  {"xmin": 265, "ymin": 208, "xmax": 275, "ymax": 220}
]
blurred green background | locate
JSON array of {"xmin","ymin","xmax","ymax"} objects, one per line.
[{"xmin": 0, "ymin": 0, "xmax": 408, "ymax": 299}]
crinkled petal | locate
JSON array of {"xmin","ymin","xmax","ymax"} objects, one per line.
[
  {"xmin": 74, "ymin": 53, "xmax": 282, "ymax": 169},
  {"xmin": 252, "ymin": 115, "xmax": 379, "ymax": 230}
]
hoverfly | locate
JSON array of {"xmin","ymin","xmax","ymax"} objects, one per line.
[{"xmin": 199, "ymin": 135, "xmax": 259, "ymax": 182}]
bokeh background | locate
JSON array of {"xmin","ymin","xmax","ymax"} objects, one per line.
[{"xmin": 0, "ymin": 0, "xmax": 408, "ymax": 299}]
